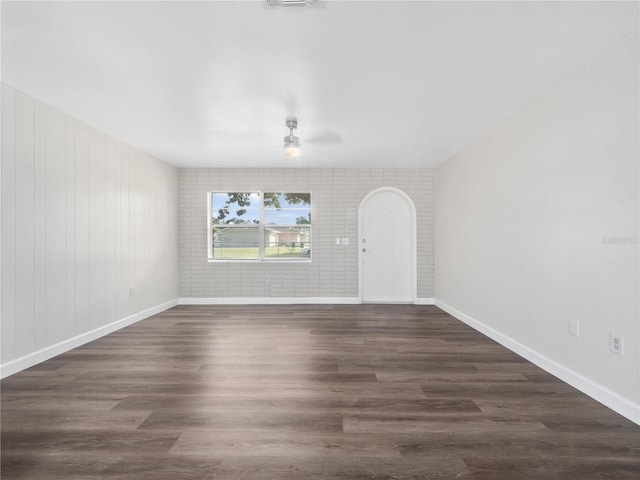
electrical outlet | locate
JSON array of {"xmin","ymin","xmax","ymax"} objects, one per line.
[
  {"xmin": 342, "ymin": 237, "xmax": 350, "ymax": 246},
  {"xmin": 569, "ymin": 319, "xmax": 579, "ymax": 338},
  {"xmin": 264, "ymin": 275, "xmax": 270, "ymax": 283},
  {"xmin": 609, "ymin": 333, "xmax": 624, "ymax": 356}
]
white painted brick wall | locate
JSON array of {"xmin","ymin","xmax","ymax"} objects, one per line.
[{"xmin": 179, "ymin": 168, "xmax": 434, "ymax": 299}]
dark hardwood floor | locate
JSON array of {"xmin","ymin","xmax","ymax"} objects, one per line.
[{"xmin": 2, "ymin": 304, "xmax": 639, "ymax": 479}]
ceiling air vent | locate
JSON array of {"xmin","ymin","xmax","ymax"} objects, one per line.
[{"xmin": 266, "ymin": 0, "xmax": 323, "ymax": 7}]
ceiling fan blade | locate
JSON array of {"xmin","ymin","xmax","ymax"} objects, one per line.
[
  {"xmin": 306, "ymin": 128, "xmax": 343, "ymax": 145},
  {"xmin": 249, "ymin": 144, "xmax": 282, "ymax": 153}
]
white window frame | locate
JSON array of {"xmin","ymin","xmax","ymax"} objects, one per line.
[{"xmin": 207, "ymin": 191, "xmax": 312, "ymax": 262}]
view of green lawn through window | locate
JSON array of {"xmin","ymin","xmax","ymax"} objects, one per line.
[{"xmin": 209, "ymin": 192, "xmax": 311, "ymax": 261}]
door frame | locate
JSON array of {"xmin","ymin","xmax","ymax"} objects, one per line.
[{"xmin": 357, "ymin": 187, "xmax": 417, "ymax": 303}]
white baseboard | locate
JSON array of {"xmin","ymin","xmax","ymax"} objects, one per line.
[
  {"xmin": 179, "ymin": 297, "xmax": 361, "ymax": 305},
  {"xmin": 414, "ymin": 298, "xmax": 435, "ymax": 305},
  {"xmin": 0, "ymin": 299, "xmax": 179, "ymax": 379},
  {"xmin": 179, "ymin": 297, "xmax": 436, "ymax": 306},
  {"xmin": 435, "ymin": 299, "xmax": 640, "ymax": 426}
]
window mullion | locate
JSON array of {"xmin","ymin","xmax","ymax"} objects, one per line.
[
  {"xmin": 207, "ymin": 192, "xmax": 213, "ymax": 259},
  {"xmin": 258, "ymin": 191, "xmax": 265, "ymax": 260}
]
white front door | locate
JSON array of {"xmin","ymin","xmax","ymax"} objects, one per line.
[{"xmin": 359, "ymin": 188, "xmax": 416, "ymax": 303}]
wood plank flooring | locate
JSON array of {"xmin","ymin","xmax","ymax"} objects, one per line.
[{"xmin": 2, "ymin": 304, "xmax": 639, "ymax": 479}]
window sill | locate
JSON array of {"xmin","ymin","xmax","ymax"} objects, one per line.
[{"xmin": 207, "ymin": 259, "xmax": 312, "ymax": 264}]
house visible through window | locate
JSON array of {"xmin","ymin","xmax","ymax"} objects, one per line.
[{"xmin": 209, "ymin": 192, "xmax": 311, "ymax": 261}]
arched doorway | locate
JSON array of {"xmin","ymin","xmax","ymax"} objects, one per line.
[{"xmin": 358, "ymin": 187, "xmax": 416, "ymax": 303}]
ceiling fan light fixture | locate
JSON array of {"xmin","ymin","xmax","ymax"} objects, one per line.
[{"xmin": 284, "ymin": 135, "xmax": 300, "ymax": 157}]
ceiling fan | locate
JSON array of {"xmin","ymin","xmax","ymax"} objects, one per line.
[
  {"xmin": 282, "ymin": 116, "xmax": 343, "ymax": 157},
  {"xmin": 283, "ymin": 118, "xmax": 301, "ymax": 157}
]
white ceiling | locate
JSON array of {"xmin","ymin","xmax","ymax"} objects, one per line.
[{"xmin": 2, "ymin": 1, "xmax": 638, "ymax": 168}]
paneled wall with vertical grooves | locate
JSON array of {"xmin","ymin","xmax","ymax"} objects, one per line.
[{"xmin": 1, "ymin": 83, "xmax": 179, "ymax": 366}]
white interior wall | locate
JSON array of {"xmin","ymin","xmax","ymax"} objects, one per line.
[
  {"xmin": 1, "ymin": 83, "xmax": 179, "ymax": 376},
  {"xmin": 435, "ymin": 33, "xmax": 639, "ymax": 422}
]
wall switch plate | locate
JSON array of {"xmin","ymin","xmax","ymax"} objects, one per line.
[
  {"xmin": 129, "ymin": 288, "xmax": 135, "ymax": 298},
  {"xmin": 609, "ymin": 333, "xmax": 624, "ymax": 356},
  {"xmin": 569, "ymin": 319, "xmax": 580, "ymax": 338},
  {"xmin": 335, "ymin": 238, "xmax": 341, "ymax": 246}
]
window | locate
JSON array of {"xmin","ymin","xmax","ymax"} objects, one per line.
[{"xmin": 209, "ymin": 192, "xmax": 311, "ymax": 261}]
